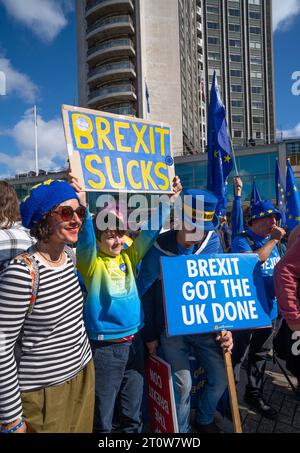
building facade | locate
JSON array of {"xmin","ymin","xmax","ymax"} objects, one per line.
[
  {"xmin": 203, "ymin": 0, "xmax": 276, "ymax": 148},
  {"xmin": 7, "ymin": 139, "xmax": 300, "ymax": 207},
  {"xmin": 77, "ymin": 0, "xmax": 206, "ymax": 156}
]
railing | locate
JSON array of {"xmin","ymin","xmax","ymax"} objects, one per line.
[
  {"xmin": 86, "ymin": 0, "xmax": 132, "ymax": 13},
  {"xmin": 88, "ymin": 60, "xmax": 135, "ymax": 78},
  {"xmin": 102, "ymin": 104, "xmax": 136, "ymax": 115},
  {"xmin": 87, "ymin": 38, "xmax": 134, "ymax": 56},
  {"xmin": 89, "ymin": 83, "xmax": 135, "ymax": 100},
  {"xmin": 87, "ymin": 15, "xmax": 133, "ymax": 34}
]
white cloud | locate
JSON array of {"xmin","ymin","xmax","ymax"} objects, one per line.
[
  {"xmin": 0, "ymin": 0, "xmax": 71, "ymax": 42},
  {"xmin": 0, "ymin": 109, "xmax": 68, "ymax": 176},
  {"xmin": 0, "ymin": 57, "xmax": 38, "ymax": 102},
  {"xmin": 273, "ymin": 0, "xmax": 300, "ymax": 32},
  {"xmin": 277, "ymin": 122, "xmax": 300, "ymax": 139}
]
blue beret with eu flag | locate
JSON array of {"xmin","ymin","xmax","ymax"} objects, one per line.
[{"xmin": 20, "ymin": 179, "xmax": 79, "ymax": 229}]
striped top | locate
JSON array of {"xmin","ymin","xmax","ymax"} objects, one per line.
[{"xmin": 0, "ymin": 253, "xmax": 92, "ymax": 424}]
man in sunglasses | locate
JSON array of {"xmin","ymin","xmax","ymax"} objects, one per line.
[{"xmin": 69, "ymin": 172, "xmax": 182, "ymax": 434}]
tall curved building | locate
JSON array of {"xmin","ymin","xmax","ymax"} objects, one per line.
[{"xmin": 77, "ymin": 0, "xmax": 206, "ymax": 156}]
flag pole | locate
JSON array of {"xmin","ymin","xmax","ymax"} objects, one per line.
[
  {"xmin": 34, "ymin": 105, "xmax": 38, "ymax": 176},
  {"xmin": 229, "ymin": 136, "xmax": 239, "ymax": 177}
]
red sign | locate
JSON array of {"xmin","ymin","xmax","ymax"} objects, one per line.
[{"xmin": 145, "ymin": 355, "xmax": 178, "ymax": 433}]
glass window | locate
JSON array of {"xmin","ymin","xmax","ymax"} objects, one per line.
[
  {"xmin": 251, "ymin": 71, "xmax": 262, "ymax": 78},
  {"xmin": 232, "ymin": 99, "xmax": 243, "ymax": 107},
  {"xmin": 232, "ymin": 115, "xmax": 243, "ymax": 122},
  {"xmin": 250, "ymin": 26, "xmax": 261, "ymax": 34},
  {"xmin": 249, "ymin": 11, "xmax": 261, "ymax": 20},
  {"xmin": 252, "ymin": 86, "xmax": 262, "ymax": 94},
  {"xmin": 231, "ymin": 69, "xmax": 242, "ymax": 77},
  {"xmin": 252, "ymin": 101, "xmax": 264, "ymax": 109},
  {"xmin": 208, "ymin": 36, "xmax": 220, "ymax": 45},
  {"xmin": 229, "ymin": 23, "xmax": 241, "ymax": 32},
  {"xmin": 207, "ymin": 22, "xmax": 219, "ymax": 29},
  {"xmin": 231, "ymin": 84, "xmax": 242, "ymax": 92},
  {"xmin": 250, "ymin": 42, "xmax": 261, "ymax": 49},
  {"xmin": 230, "ymin": 54, "xmax": 242, "ymax": 62},
  {"xmin": 207, "ymin": 6, "xmax": 219, "ymax": 14},
  {"xmin": 253, "ymin": 116, "xmax": 264, "ymax": 124},
  {"xmin": 229, "ymin": 39, "xmax": 241, "ymax": 47},
  {"xmin": 233, "ymin": 130, "xmax": 243, "ymax": 138},
  {"xmin": 255, "ymin": 131, "xmax": 264, "ymax": 139},
  {"xmin": 251, "ymin": 56, "xmax": 262, "ymax": 65},
  {"xmin": 208, "ymin": 52, "xmax": 220, "ymax": 61},
  {"xmin": 229, "ymin": 9, "xmax": 240, "ymax": 16},
  {"xmin": 248, "ymin": 0, "xmax": 260, "ymax": 4}
]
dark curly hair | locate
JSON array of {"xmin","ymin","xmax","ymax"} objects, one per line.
[
  {"xmin": 30, "ymin": 213, "xmax": 53, "ymax": 242},
  {"xmin": 0, "ymin": 181, "xmax": 20, "ymax": 228}
]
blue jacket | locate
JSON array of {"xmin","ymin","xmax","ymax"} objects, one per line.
[{"xmin": 137, "ymin": 229, "xmax": 223, "ymax": 342}]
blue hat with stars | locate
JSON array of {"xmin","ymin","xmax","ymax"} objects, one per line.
[
  {"xmin": 20, "ymin": 179, "xmax": 79, "ymax": 229},
  {"xmin": 249, "ymin": 200, "xmax": 281, "ymax": 225}
]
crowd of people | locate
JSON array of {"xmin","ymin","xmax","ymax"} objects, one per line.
[{"xmin": 0, "ymin": 173, "xmax": 300, "ymax": 434}]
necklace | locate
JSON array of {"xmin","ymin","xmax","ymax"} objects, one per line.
[{"xmin": 34, "ymin": 247, "xmax": 65, "ymax": 266}]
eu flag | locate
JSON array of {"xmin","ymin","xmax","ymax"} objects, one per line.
[
  {"xmin": 286, "ymin": 160, "xmax": 300, "ymax": 232},
  {"xmin": 275, "ymin": 161, "xmax": 286, "ymax": 227},
  {"xmin": 207, "ymin": 72, "xmax": 233, "ymax": 216},
  {"xmin": 250, "ymin": 179, "xmax": 262, "ymax": 207}
]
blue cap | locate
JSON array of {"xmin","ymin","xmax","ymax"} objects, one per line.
[
  {"xmin": 178, "ymin": 188, "xmax": 219, "ymax": 231},
  {"xmin": 249, "ymin": 200, "xmax": 281, "ymax": 225},
  {"xmin": 20, "ymin": 180, "xmax": 79, "ymax": 229}
]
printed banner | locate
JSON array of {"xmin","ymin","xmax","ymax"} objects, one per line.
[
  {"xmin": 62, "ymin": 105, "xmax": 175, "ymax": 193},
  {"xmin": 145, "ymin": 355, "xmax": 178, "ymax": 433},
  {"xmin": 161, "ymin": 253, "xmax": 272, "ymax": 336}
]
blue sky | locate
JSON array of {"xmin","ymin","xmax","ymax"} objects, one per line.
[{"xmin": 0, "ymin": 0, "xmax": 300, "ymax": 178}]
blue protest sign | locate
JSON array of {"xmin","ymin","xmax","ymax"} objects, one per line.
[
  {"xmin": 62, "ymin": 105, "xmax": 175, "ymax": 193},
  {"xmin": 161, "ymin": 254, "xmax": 272, "ymax": 336}
]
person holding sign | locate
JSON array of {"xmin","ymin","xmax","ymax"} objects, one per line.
[
  {"xmin": 68, "ymin": 172, "xmax": 182, "ymax": 434},
  {"xmin": 231, "ymin": 199, "xmax": 286, "ymax": 419},
  {"xmin": 137, "ymin": 189, "xmax": 233, "ymax": 433}
]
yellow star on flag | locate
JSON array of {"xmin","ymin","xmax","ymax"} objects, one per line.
[
  {"xmin": 296, "ymin": 217, "xmax": 300, "ymax": 222},
  {"xmin": 294, "ymin": 186, "xmax": 298, "ymax": 192},
  {"xmin": 267, "ymin": 210, "xmax": 273, "ymax": 214},
  {"xmin": 214, "ymin": 151, "xmax": 219, "ymax": 158},
  {"xmin": 259, "ymin": 212, "xmax": 265, "ymax": 217},
  {"xmin": 289, "ymin": 215, "xmax": 293, "ymax": 220},
  {"xmin": 224, "ymin": 155, "xmax": 231, "ymax": 163}
]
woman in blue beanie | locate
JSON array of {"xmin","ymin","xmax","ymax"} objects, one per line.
[{"xmin": 0, "ymin": 180, "xmax": 94, "ymax": 433}]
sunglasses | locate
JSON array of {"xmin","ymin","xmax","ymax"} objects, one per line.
[{"xmin": 52, "ymin": 205, "xmax": 87, "ymax": 222}]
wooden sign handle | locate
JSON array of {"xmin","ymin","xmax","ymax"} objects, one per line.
[{"xmin": 221, "ymin": 330, "xmax": 243, "ymax": 433}]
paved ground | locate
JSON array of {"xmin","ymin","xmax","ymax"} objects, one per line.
[{"xmin": 218, "ymin": 355, "xmax": 300, "ymax": 433}]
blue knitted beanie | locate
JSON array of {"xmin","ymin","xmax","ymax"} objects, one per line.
[{"xmin": 20, "ymin": 179, "xmax": 79, "ymax": 229}]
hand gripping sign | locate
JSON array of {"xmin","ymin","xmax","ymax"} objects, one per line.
[
  {"xmin": 161, "ymin": 253, "xmax": 272, "ymax": 336},
  {"xmin": 62, "ymin": 105, "xmax": 175, "ymax": 193}
]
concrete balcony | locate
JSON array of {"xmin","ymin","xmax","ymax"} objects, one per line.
[
  {"xmin": 86, "ymin": 15, "xmax": 134, "ymax": 41},
  {"xmin": 101, "ymin": 103, "xmax": 136, "ymax": 116},
  {"xmin": 87, "ymin": 38, "xmax": 135, "ymax": 65},
  {"xmin": 88, "ymin": 83, "xmax": 137, "ymax": 108},
  {"xmin": 196, "ymin": 6, "xmax": 201, "ymax": 18},
  {"xmin": 88, "ymin": 60, "xmax": 136, "ymax": 86},
  {"xmin": 197, "ymin": 22, "xmax": 202, "ymax": 36},
  {"xmin": 86, "ymin": 0, "xmax": 134, "ymax": 21}
]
